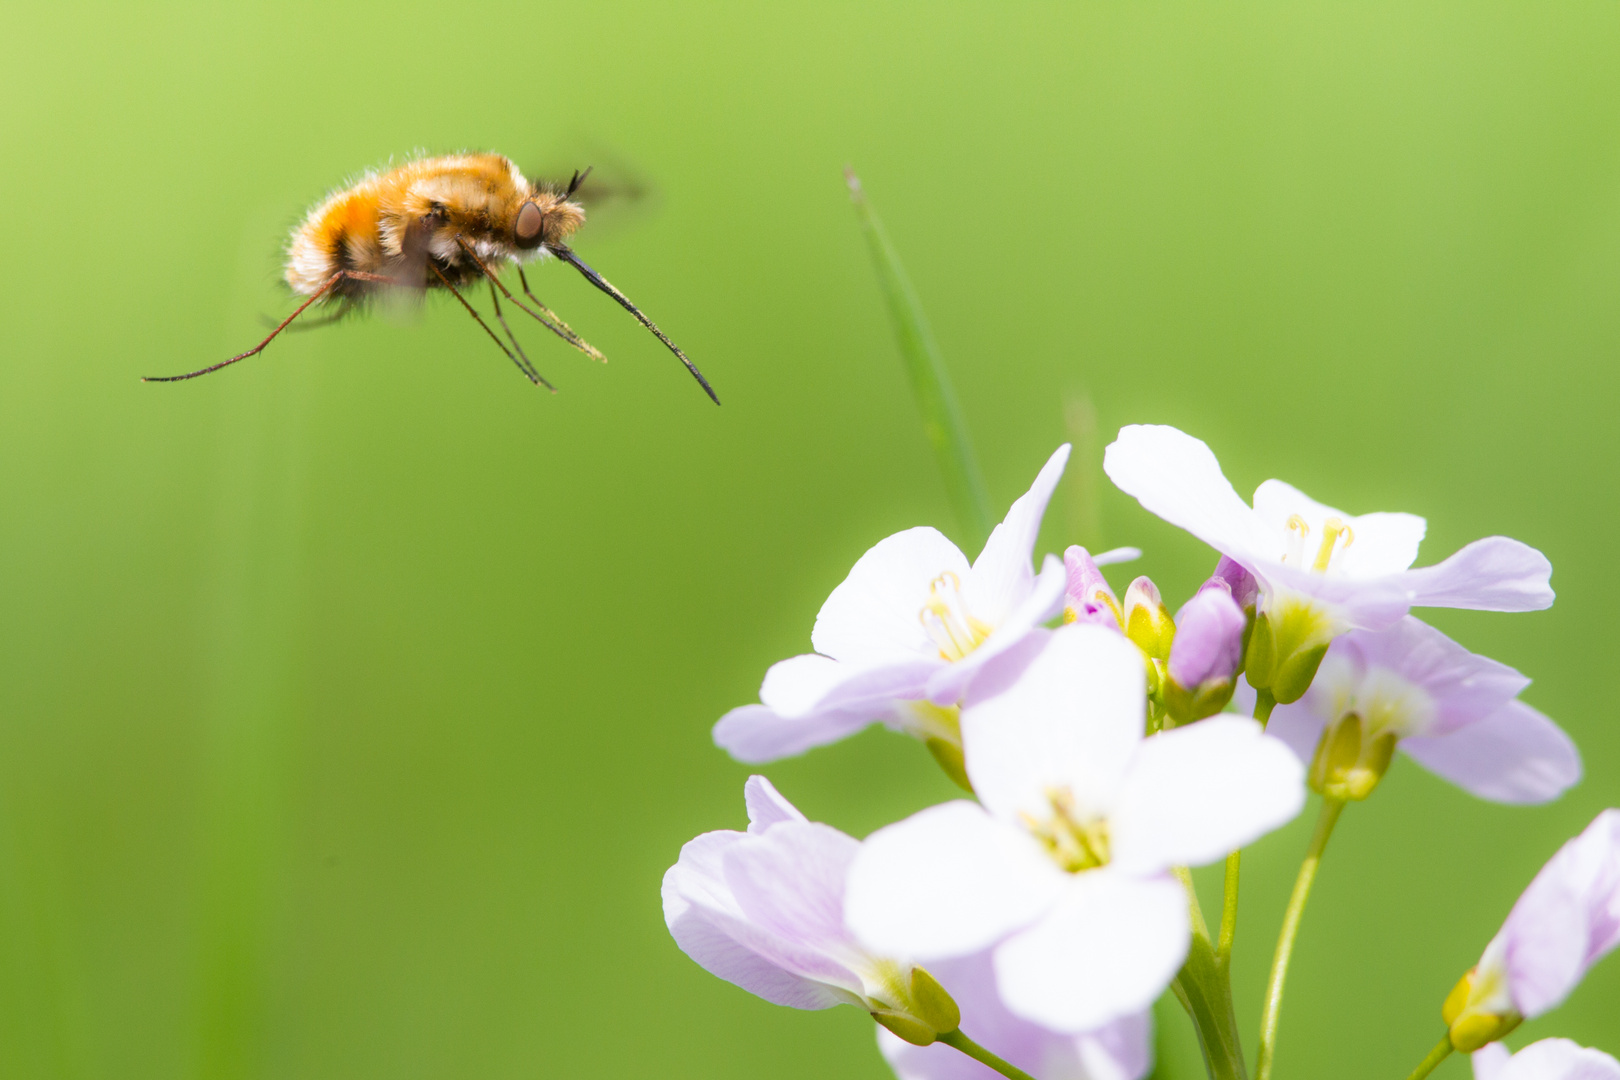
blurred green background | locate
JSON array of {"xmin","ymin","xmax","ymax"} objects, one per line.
[{"xmin": 0, "ymin": 2, "xmax": 1616, "ymax": 1077}]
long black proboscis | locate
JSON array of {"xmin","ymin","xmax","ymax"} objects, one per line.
[{"xmin": 551, "ymin": 245, "xmax": 720, "ymax": 405}]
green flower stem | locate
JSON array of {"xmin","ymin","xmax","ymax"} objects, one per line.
[
  {"xmin": 937, "ymin": 1028, "xmax": 1040, "ymax": 1080},
  {"xmin": 1173, "ymin": 868, "xmax": 1249, "ymax": 1080},
  {"xmin": 1253, "ymin": 688, "xmax": 1277, "ymax": 728},
  {"xmin": 1255, "ymin": 797, "xmax": 1346, "ymax": 1080},
  {"xmin": 1402, "ymin": 1035, "xmax": 1455, "ymax": 1080},
  {"xmin": 1217, "ymin": 850, "xmax": 1241, "ymax": 966},
  {"xmin": 846, "ymin": 168, "xmax": 994, "ymax": 551}
]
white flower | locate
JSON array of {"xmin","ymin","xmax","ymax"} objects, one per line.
[
  {"xmin": 1474, "ymin": 1039, "xmax": 1620, "ymax": 1080},
  {"xmin": 1443, "ymin": 809, "xmax": 1620, "ymax": 1051},
  {"xmin": 845, "ymin": 624, "xmax": 1305, "ymax": 1032},
  {"xmin": 713, "ymin": 446, "xmax": 1072, "ymax": 767},
  {"xmin": 879, "ymin": 952, "xmax": 1151, "ymax": 1080},
  {"xmin": 662, "ymin": 776, "xmax": 960, "ymax": 1043},
  {"xmin": 1102, "ymin": 425, "xmax": 1553, "ymax": 702},
  {"xmin": 1260, "ymin": 616, "xmax": 1580, "ymax": 804}
]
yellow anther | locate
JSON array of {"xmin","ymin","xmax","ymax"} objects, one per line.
[
  {"xmin": 1312, "ymin": 517, "xmax": 1351, "ymax": 573},
  {"xmin": 1286, "ymin": 514, "xmax": 1310, "ymax": 537}
]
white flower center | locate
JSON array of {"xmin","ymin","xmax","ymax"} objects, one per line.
[
  {"xmin": 1280, "ymin": 514, "xmax": 1355, "ymax": 574},
  {"xmin": 1020, "ymin": 787, "xmax": 1111, "ymax": 874},
  {"xmin": 918, "ymin": 572, "xmax": 993, "ymax": 662}
]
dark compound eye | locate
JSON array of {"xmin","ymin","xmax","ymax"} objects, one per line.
[{"xmin": 514, "ymin": 201, "xmax": 544, "ymax": 248}]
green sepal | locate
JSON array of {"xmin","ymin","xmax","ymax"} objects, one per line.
[{"xmin": 925, "ymin": 737, "xmax": 974, "ymax": 794}]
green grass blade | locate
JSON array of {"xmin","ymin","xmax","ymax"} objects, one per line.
[{"xmin": 846, "ymin": 168, "xmax": 994, "ymax": 550}]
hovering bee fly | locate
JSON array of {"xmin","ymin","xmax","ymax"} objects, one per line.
[{"xmin": 147, "ymin": 152, "xmax": 718, "ymax": 403}]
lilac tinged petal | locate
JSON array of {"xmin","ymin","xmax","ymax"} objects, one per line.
[
  {"xmin": 1262, "ymin": 560, "xmax": 1412, "ymax": 631},
  {"xmin": 1252, "ymin": 480, "xmax": 1427, "ymax": 577},
  {"xmin": 847, "ymin": 801, "xmax": 1066, "ymax": 960},
  {"xmin": 725, "ymin": 822, "xmax": 861, "ymax": 961},
  {"xmin": 1401, "ymin": 536, "xmax": 1555, "ymax": 613},
  {"xmin": 665, "ymin": 894, "xmax": 849, "ymax": 1009},
  {"xmin": 1497, "ymin": 810, "xmax": 1620, "ymax": 1016},
  {"xmin": 994, "ymin": 871, "xmax": 1188, "ymax": 1033},
  {"xmin": 713, "ymin": 703, "xmax": 884, "ymax": 763},
  {"xmin": 1212, "ymin": 555, "xmax": 1258, "ymax": 610},
  {"xmin": 1401, "ymin": 701, "xmax": 1581, "ymax": 805},
  {"xmin": 966, "ymin": 444, "xmax": 1070, "ymax": 626},
  {"xmin": 1340, "ymin": 618, "xmax": 1529, "ymax": 736},
  {"xmin": 961, "ymin": 624, "xmax": 1146, "ymax": 824},
  {"xmin": 760, "ymin": 653, "xmax": 938, "ymax": 718},
  {"xmin": 1103, "ymin": 425, "xmax": 1276, "ymax": 566},
  {"xmin": 812, "ymin": 527, "xmax": 971, "ymax": 665},
  {"xmin": 1481, "ymin": 1039, "xmax": 1620, "ymax": 1080},
  {"xmin": 879, "ymin": 952, "xmax": 1152, "ymax": 1080},
  {"xmin": 744, "ymin": 775, "xmax": 807, "ymax": 833},
  {"xmin": 1111, "ymin": 717, "xmax": 1305, "ymax": 874},
  {"xmin": 925, "ymin": 554, "xmax": 1066, "ymax": 704},
  {"xmin": 663, "ymin": 832, "xmax": 851, "ymax": 1009},
  {"xmin": 1169, "ymin": 584, "xmax": 1246, "ymax": 688},
  {"xmin": 1264, "ymin": 698, "xmax": 1328, "ymax": 767}
]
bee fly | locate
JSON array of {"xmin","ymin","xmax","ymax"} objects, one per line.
[{"xmin": 146, "ymin": 152, "xmax": 718, "ymax": 403}]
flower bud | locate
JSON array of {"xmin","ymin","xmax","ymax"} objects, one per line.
[
  {"xmin": 1122, "ymin": 577, "xmax": 1174, "ymax": 662},
  {"xmin": 870, "ymin": 966, "xmax": 961, "ymax": 1046},
  {"xmin": 1307, "ymin": 712, "xmax": 1396, "ymax": 801},
  {"xmin": 1063, "ymin": 546, "xmax": 1123, "ymax": 629},
  {"xmin": 1164, "ymin": 581, "xmax": 1246, "ymax": 724},
  {"xmin": 1442, "ymin": 968, "xmax": 1522, "ymax": 1053},
  {"xmin": 1244, "ymin": 597, "xmax": 1337, "ymax": 704},
  {"xmin": 1212, "ymin": 556, "xmax": 1258, "ymax": 612}
]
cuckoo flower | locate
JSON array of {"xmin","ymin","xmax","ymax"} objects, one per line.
[
  {"xmin": 713, "ymin": 446, "xmax": 1071, "ymax": 773},
  {"xmin": 1474, "ymin": 1040, "xmax": 1620, "ymax": 1080},
  {"xmin": 1261, "ymin": 617, "xmax": 1579, "ymax": 804},
  {"xmin": 1442, "ymin": 809, "xmax": 1620, "ymax": 1051},
  {"xmin": 845, "ymin": 624, "xmax": 1306, "ymax": 1032},
  {"xmin": 1103, "ymin": 425, "xmax": 1553, "ymax": 702},
  {"xmin": 662, "ymin": 776, "xmax": 961, "ymax": 1044},
  {"xmin": 879, "ymin": 951, "xmax": 1151, "ymax": 1080}
]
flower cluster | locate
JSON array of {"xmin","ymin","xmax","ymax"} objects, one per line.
[{"xmin": 665, "ymin": 425, "xmax": 1616, "ymax": 1080}]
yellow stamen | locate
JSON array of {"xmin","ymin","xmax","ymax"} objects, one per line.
[
  {"xmin": 1312, "ymin": 517, "xmax": 1353, "ymax": 573},
  {"xmin": 918, "ymin": 572, "xmax": 993, "ymax": 662}
]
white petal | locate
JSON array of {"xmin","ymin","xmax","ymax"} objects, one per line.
[
  {"xmin": 1496, "ymin": 1039, "xmax": 1620, "ymax": 1080},
  {"xmin": 1473, "ymin": 1043, "xmax": 1512, "ymax": 1080},
  {"xmin": 1102, "ymin": 425, "xmax": 1274, "ymax": 565},
  {"xmin": 965, "ymin": 444, "xmax": 1070, "ymax": 626},
  {"xmin": 1401, "ymin": 702, "xmax": 1581, "ymax": 804},
  {"xmin": 1111, "ymin": 717, "xmax": 1305, "ymax": 873},
  {"xmin": 846, "ymin": 801, "xmax": 1066, "ymax": 960},
  {"xmin": 744, "ymin": 775, "xmax": 808, "ymax": 833},
  {"xmin": 926, "ymin": 554, "xmax": 1066, "ymax": 705},
  {"xmin": 712, "ymin": 703, "xmax": 883, "ymax": 763},
  {"xmin": 962, "ymin": 624, "xmax": 1146, "ymax": 824},
  {"xmin": 812, "ymin": 527, "xmax": 971, "ymax": 664},
  {"xmin": 1252, "ymin": 479, "xmax": 1427, "ymax": 576},
  {"xmin": 994, "ymin": 871, "xmax": 1188, "ymax": 1032},
  {"xmin": 1092, "ymin": 546, "xmax": 1142, "ymax": 567},
  {"xmin": 1400, "ymin": 536, "xmax": 1555, "ymax": 613}
]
